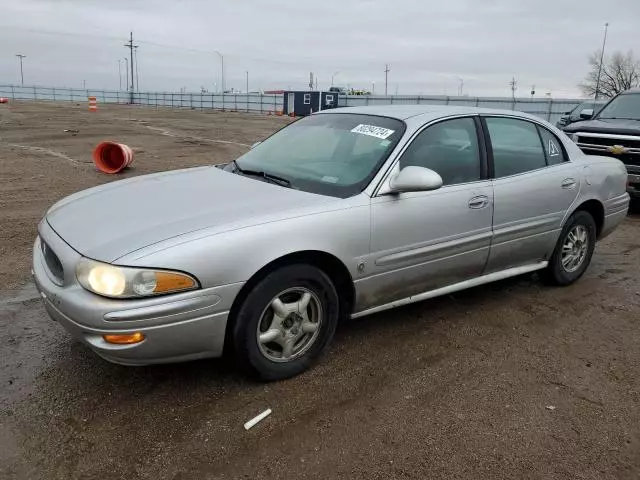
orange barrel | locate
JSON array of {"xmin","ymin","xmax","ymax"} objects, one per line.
[
  {"xmin": 92, "ymin": 141, "xmax": 134, "ymax": 174},
  {"xmin": 0, "ymin": 98, "xmax": 8, "ymax": 104},
  {"xmin": 88, "ymin": 96, "xmax": 97, "ymax": 112}
]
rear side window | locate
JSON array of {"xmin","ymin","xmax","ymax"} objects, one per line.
[
  {"xmin": 485, "ymin": 117, "xmax": 546, "ymax": 177},
  {"xmin": 537, "ymin": 126, "xmax": 567, "ymax": 165}
]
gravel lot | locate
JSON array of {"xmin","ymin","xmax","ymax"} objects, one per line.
[{"xmin": 1, "ymin": 102, "xmax": 639, "ymax": 480}]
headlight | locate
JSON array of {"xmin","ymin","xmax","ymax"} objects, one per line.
[{"xmin": 76, "ymin": 258, "xmax": 198, "ymax": 298}]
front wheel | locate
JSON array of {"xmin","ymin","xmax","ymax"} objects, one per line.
[
  {"xmin": 544, "ymin": 210, "xmax": 596, "ymax": 286},
  {"xmin": 231, "ymin": 264, "xmax": 339, "ymax": 381}
]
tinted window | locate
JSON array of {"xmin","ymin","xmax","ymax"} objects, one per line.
[
  {"xmin": 537, "ymin": 126, "xmax": 567, "ymax": 165},
  {"xmin": 233, "ymin": 113, "xmax": 405, "ymax": 198},
  {"xmin": 399, "ymin": 117, "xmax": 481, "ymax": 185},
  {"xmin": 485, "ymin": 117, "xmax": 546, "ymax": 177}
]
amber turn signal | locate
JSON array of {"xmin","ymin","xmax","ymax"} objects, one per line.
[{"xmin": 103, "ymin": 332, "xmax": 146, "ymax": 345}]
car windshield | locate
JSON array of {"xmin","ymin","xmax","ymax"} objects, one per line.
[
  {"xmin": 571, "ymin": 101, "xmax": 604, "ymax": 116},
  {"xmin": 233, "ymin": 113, "xmax": 405, "ymax": 198},
  {"xmin": 596, "ymin": 93, "xmax": 640, "ymax": 120}
]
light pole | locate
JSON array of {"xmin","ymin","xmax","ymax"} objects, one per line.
[
  {"xmin": 331, "ymin": 71, "xmax": 340, "ymax": 87},
  {"xmin": 455, "ymin": 76, "xmax": 464, "ymax": 96},
  {"xmin": 595, "ymin": 22, "xmax": 609, "ymax": 100},
  {"xmin": 214, "ymin": 51, "xmax": 224, "ymax": 93},
  {"xmin": 246, "ymin": 71, "xmax": 249, "ymax": 93},
  {"xmin": 15, "ymin": 54, "xmax": 26, "ymax": 86},
  {"xmin": 118, "ymin": 59, "xmax": 122, "ymax": 91},
  {"xmin": 372, "ymin": 81, "xmax": 375, "ymax": 95}
]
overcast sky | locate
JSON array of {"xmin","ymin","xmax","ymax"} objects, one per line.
[{"xmin": 1, "ymin": 0, "xmax": 639, "ymax": 98}]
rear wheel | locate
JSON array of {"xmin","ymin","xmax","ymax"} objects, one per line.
[
  {"xmin": 231, "ymin": 264, "xmax": 339, "ymax": 381},
  {"xmin": 544, "ymin": 210, "xmax": 596, "ymax": 286}
]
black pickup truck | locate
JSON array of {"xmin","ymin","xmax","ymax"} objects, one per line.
[{"xmin": 563, "ymin": 88, "xmax": 640, "ymax": 199}]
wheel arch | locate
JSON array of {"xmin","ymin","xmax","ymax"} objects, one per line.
[
  {"xmin": 570, "ymin": 198, "xmax": 605, "ymax": 238},
  {"xmin": 224, "ymin": 250, "xmax": 355, "ymax": 351}
]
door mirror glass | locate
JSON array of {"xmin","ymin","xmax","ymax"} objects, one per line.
[
  {"xmin": 579, "ymin": 108, "xmax": 594, "ymax": 120},
  {"xmin": 389, "ymin": 166, "xmax": 443, "ymax": 193}
]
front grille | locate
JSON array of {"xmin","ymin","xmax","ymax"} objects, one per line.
[
  {"xmin": 577, "ymin": 135, "xmax": 640, "ymax": 149},
  {"xmin": 575, "ymin": 132, "xmax": 640, "ymax": 167},
  {"xmin": 41, "ymin": 239, "xmax": 64, "ymax": 283}
]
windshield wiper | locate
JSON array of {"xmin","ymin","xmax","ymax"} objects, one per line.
[{"xmin": 231, "ymin": 160, "xmax": 291, "ymax": 188}]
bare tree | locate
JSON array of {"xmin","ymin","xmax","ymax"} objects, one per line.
[{"xmin": 581, "ymin": 50, "xmax": 640, "ymax": 98}]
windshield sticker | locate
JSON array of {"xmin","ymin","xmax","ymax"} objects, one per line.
[
  {"xmin": 548, "ymin": 139, "xmax": 560, "ymax": 157},
  {"xmin": 351, "ymin": 124, "xmax": 395, "ymax": 140},
  {"xmin": 321, "ymin": 176, "xmax": 339, "ymax": 183}
]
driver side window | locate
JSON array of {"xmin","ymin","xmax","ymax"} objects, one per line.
[{"xmin": 399, "ymin": 117, "xmax": 481, "ymax": 186}]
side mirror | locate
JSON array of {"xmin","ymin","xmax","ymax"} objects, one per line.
[
  {"xmin": 579, "ymin": 108, "xmax": 594, "ymax": 120},
  {"xmin": 389, "ymin": 166, "xmax": 443, "ymax": 193},
  {"xmin": 250, "ymin": 141, "xmax": 261, "ymax": 149}
]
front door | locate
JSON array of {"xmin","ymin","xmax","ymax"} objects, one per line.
[
  {"xmin": 287, "ymin": 92, "xmax": 295, "ymax": 115},
  {"xmin": 361, "ymin": 116, "xmax": 494, "ymax": 310},
  {"xmin": 482, "ymin": 116, "xmax": 580, "ymax": 272}
]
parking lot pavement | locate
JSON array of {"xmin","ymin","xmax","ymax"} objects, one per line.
[{"xmin": 1, "ymin": 216, "xmax": 639, "ymax": 480}]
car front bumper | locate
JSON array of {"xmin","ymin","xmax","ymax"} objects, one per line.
[
  {"xmin": 33, "ymin": 220, "xmax": 244, "ymax": 366},
  {"xmin": 628, "ymin": 172, "xmax": 640, "ymax": 198}
]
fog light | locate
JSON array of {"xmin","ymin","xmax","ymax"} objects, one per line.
[{"xmin": 103, "ymin": 332, "xmax": 145, "ymax": 345}]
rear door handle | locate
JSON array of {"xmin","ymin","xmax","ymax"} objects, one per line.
[
  {"xmin": 561, "ymin": 178, "xmax": 577, "ymax": 189},
  {"xmin": 468, "ymin": 195, "xmax": 489, "ymax": 209}
]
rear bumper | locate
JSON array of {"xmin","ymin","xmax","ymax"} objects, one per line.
[
  {"xmin": 33, "ymin": 220, "xmax": 244, "ymax": 366},
  {"xmin": 601, "ymin": 193, "xmax": 630, "ymax": 239}
]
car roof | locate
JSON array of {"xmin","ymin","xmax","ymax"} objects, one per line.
[{"xmin": 317, "ymin": 105, "xmax": 544, "ymax": 122}]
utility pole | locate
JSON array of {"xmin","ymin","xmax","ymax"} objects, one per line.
[
  {"xmin": 246, "ymin": 71, "xmax": 249, "ymax": 93},
  {"xmin": 595, "ymin": 22, "xmax": 609, "ymax": 100},
  {"xmin": 134, "ymin": 45, "xmax": 140, "ymax": 92},
  {"xmin": 15, "ymin": 54, "xmax": 26, "ymax": 86},
  {"xmin": 124, "ymin": 32, "xmax": 137, "ymax": 102},
  {"xmin": 384, "ymin": 64, "xmax": 390, "ymax": 96},
  {"xmin": 124, "ymin": 58, "xmax": 129, "ymax": 94},
  {"xmin": 83, "ymin": 79, "xmax": 86, "ymax": 90},
  {"xmin": 509, "ymin": 76, "xmax": 517, "ymax": 101},
  {"xmin": 118, "ymin": 59, "xmax": 122, "ymax": 91}
]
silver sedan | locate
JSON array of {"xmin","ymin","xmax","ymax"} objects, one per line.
[{"xmin": 33, "ymin": 106, "xmax": 630, "ymax": 380}]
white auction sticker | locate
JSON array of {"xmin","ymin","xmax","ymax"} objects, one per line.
[{"xmin": 351, "ymin": 124, "xmax": 395, "ymax": 140}]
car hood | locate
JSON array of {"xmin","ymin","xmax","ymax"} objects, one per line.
[
  {"xmin": 46, "ymin": 166, "xmax": 333, "ymax": 262},
  {"xmin": 564, "ymin": 118, "xmax": 640, "ymax": 136}
]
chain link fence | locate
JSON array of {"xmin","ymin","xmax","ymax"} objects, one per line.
[
  {"xmin": 0, "ymin": 85, "xmax": 284, "ymax": 114},
  {"xmin": 1, "ymin": 85, "xmax": 583, "ymax": 124}
]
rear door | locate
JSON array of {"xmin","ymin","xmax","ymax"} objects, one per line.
[
  {"xmin": 361, "ymin": 116, "xmax": 494, "ymax": 310},
  {"xmin": 482, "ymin": 116, "xmax": 580, "ymax": 273}
]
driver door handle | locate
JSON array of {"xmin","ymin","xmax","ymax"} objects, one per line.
[
  {"xmin": 561, "ymin": 178, "xmax": 577, "ymax": 189},
  {"xmin": 468, "ymin": 195, "xmax": 489, "ymax": 209}
]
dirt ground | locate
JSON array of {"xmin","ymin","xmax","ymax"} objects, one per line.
[{"xmin": 1, "ymin": 102, "xmax": 640, "ymax": 480}]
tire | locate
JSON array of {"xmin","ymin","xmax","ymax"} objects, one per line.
[
  {"xmin": 544, "ymin": 210, "xmax": 597, "ymax": 286},
  {"xmin": 231, "ymin": 264, "xmax": 339, "ymax": 381}
]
